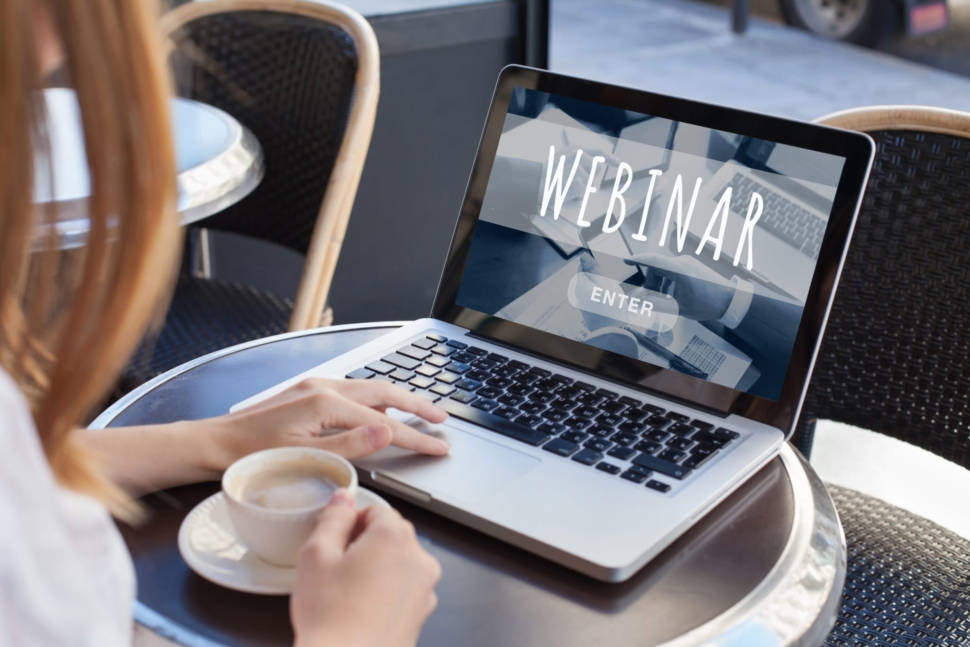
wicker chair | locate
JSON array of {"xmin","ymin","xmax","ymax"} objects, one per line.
[
  {"xmin": 795, "ymin": 106, "xmax": 970, "ymax": 646},
  {"xmin": 123, "ymin": 0, "xmax": 379, "ymax": 388}
]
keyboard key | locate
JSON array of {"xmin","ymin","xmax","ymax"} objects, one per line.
[
  {"xmin": 455, "ymin": 378, "xmax": 481, "ymax": 391},
  {"xmin": 659, "ymin": 448, "xmax": 686, "ymax": 462},
  {"xmin": 641, "ymin": 403, "xmax": 665, "ymax": 415},
  {"xmin": 561, "ymin": 430, "xmax": 589, "ymax": 444},
  {"xmin": 520, "ymin": 401, "xmax": 546, "ymax": 414},
  {"xmin": 494, "ymin": 405, "xmax": 520, "ymax": 421},
  {"xmin": 486, "ymin": 353, "xmax": 508, "ymax": 364},
  {"xmin": 466, "ymin": 346, "xmax": 488, "ymax": 356},
  {"xmin": 549, "ymin": 373, "xmax": 573, "ymax": 384},
  {"xmin": 668, "ymin": 423, "xmax": 695, "ymax": 436},
  {"xmin": 426, "ymin": 355, "xmax": 451, "ymax": 368},
  {"xmin": 467, "ymin": 369, "xmax": 491, "ymax": 382},
  {"xmin": 623, "ymin": 409, "xmax": 650, "ymax": 423},
  {"xmin": 415, "ymin": 365, "xmax": 441, "ymax": 378},
  {"xmin": 608, "ymin": 445, "xmax": 636, "ymax": 460},
  {"xmin": 574, "ymin": 405, "xmax": 599, "ymax": 419},
  {"xmin": 646, "ymin": 415, "xmax": 671, "ymax": 428},
  {"xmin": 599, "ymin": 400, "xmax": 627, "ymax": 415},
  {"xmin": 528, "ymin": 367, "xmax": 552, "ymax": 378},
  {"xmin": 430, "ymin": 383, "xmax": 456, "ymax": 397},
  {"xmin": 619, "ymin": 396, "xmax": 642, "ymax": 407},
  {"xmin": 635, "ymin": 440, "xmax": 662, "ymax": 454},
  {"xmin": 537, "ymin": 421, "xmax": 565, "ymax": 435},
  {"xmin": 507, "ymin": 382, "xmax": 534, "ymax": 396},
  {"xmin": 666, "ymin": 412, "xmax": 690, "ymax": 423},
  {"xmin": 436, "ymin": 371, "xmax": 462, "ymax": 385},
  {"xmin": 692, "ymin": 444, "xmax": 718, "ymax": 458},
  {"xmin": 714, "ymin": 427, "xmax": 741, "ymax": 440},
  {"xmin": 413, "ymin": 390, "xmax": 440, "ymax": 402},
  {"xmin": 450, "ymin": 390, "xmax": 477, "ymax": 404},
  {"xmin": 610, "ymin": 432, "xmax": 638, "ymax": 446},
  {"xmin": 576, "ymin": 392, "xmax": 604, "ymax": 407},
  {"xmin": 542, "ymin": 408, "xmax": 569, "ymax": 423},
  {"xmin": 517, "ymin": 413, "xmax": 544, "ymax": 428},
  {"xmin": 594, "ymin": 388, "xmax": 618, "ymax": 400},
  {"xmin": 394, "ymin": 381, "xmax": 416, "ymax": 392},
  {"xmin": 542, "ymin": 438, "xmax": 579, "ymax": 457},
  {"xmin": 551, "ymin": 397, "xmax": 578, "ymax": 411},
  {"xmin": 691, "ymin": 420, "xmax": 715, "ymax": 432},
  {"xmin": 557, "ymin": 385, "xmax": 585, "ymax": 399},
  {"xmin": 585, "ymin": 438, "xmax": 612, "ymax": 452},
  {"xmin": 451, "ymin": 351, "xmax": 476, "ymax": 364},
  {"xmin": 683, "ymin": 450, "xmax": 717, "ymax": 470},
  {"xmin": 632, "ymin": 454, "xmax": 692, "ymax": 480},
  {"xmin": 476, "ymin": 386, "xmax": 503, "ymax": 400},
  {"xmin": 430, "ymin": 344, "xmax": 455, "ymax": 357},
  {"xmin": 492, "ymin": 365, "xmax": 519, "ymax": 378},
  {"xmin": 346, "ymin": 368, "xmax": 373, "ymax": 380},
  {"xmin": 515, "ymin": 372, "xmax": 541, "ymax": 385},
  {"xmin": 448, "ymin": 362, "xmax": 471, "ymax": 374},
  {"xmin": 410, "ymin": 376, "xmax": 436, "ymax": 389},
  {"xmin": 389, "ymin": 368, "xmax": 415, "ymax": 381},
  {"xmin": 472, "ymin": 398, "xmax": 499, "ymax": 412},
  {"xmin": 508, "ymin": 360, "xmax": 529, "ymax": 370},
  {"xmin": 530, "ymin": 391, "xmax": 557, "ymax": 404},
  {"xmin": 669, "ymin": 437, "xmax": 695, "ymax": 451},
  {"xmin": 572, "ymin": 449, "xmax": 602, "ymax": 466},
  {"xmin": 486, "ymin": 376, "xmax": 513, "ymax": 389},
  {"xmin": 499, "ymin": 393, "xmax": 525, "ymax": 406},
  {"xmin": 646, "ymin": 480, "xmax": 671, "ymax": 493},
  {"xmin": 596, "ymin": 462, "xmax": 622, "ymax": 475},
  {"xmin": 588, "ymin": 425, "xmax": 614, "ymax": 438},
  {"xmin": 620, "ymin": 469, "xmax": 648, "ymax": 484},
  {"xmin": 619, "ymin": 421, "xmax": 646, "ymax": 435},
  {"xmin": 365, "ymin": 361, "xmax": 395, "ymax": 375},
  {"xmin": 412, "ymin": 338, "xmax": 437, "ymax": 350},
  {"xmin": 472, "ymin": 358, "xmax": 499, "ymax": 370},
  {"xmin": 445, "ymin": 339, "xmax": 468, "ymax": 349},
  {"xmin": 426, "ymin": 333, "xmax": 447, "ymax": 342},
  {"xmin": 534, "ymin": 378, "xmax": 561, "ymax": 392},
  {"xmin": 597, "ymin": 412, "xmax": 624, "ymax": 427},
  {"xmin": 644, "ymin": 430, "xmax": 671, "ymax": 443},
  {"xmin": 574, "ymin": 381, "xmax": 596, "ymax": 392},
  {"xmin": 382, "ymin": 353, "xmax": 421, "ymax": 371},
  {"xmin": 692, "ymin": 431, "xmax": 731, "ymax": 448},
  {"xmin": 563, "ymin": 417, "xmax": 592, "ymax": 431},
  {"xmin": 398, "ymin": 346, "xmax": 431, "ymax": 361}
]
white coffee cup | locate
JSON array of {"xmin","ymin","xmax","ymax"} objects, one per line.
[{"xmin": 222, "ymin": 447, "xmax": 358, "ymax": 567}]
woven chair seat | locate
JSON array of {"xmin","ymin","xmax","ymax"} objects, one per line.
[
  {"xmin": 824, "ymin": 485, "xmax": 970, "ymax": 646},
  {"xmin": 123, "ymin": 275, "xmax": 292, "ymax": 389}
]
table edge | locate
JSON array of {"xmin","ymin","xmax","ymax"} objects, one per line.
[{"xmin": 96, "ymin": 323, "xmax": 846, "ymax": 647}]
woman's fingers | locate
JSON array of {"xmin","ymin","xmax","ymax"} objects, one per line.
[
  {"xmin": 333, "ymin": 380, "xmax": 448, "ymax": 424},
  {"xmin": 315, "ymin": 423, "xmax": 393, "ymax": 459},
  {"xmin": 326, "ymin": 394, "xmax": 451, "ymax": 456},
  {"xmin": 301, "ymin": 489, "xmax": 358, "ymax": 563}
]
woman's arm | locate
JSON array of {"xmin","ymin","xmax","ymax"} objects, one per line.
[{"xmin": 78, "ymin": 379, "xmax": 450, "ymax": 495}]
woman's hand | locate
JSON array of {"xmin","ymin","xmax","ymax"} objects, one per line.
[
  {"xmin": 212, "ymin": 378, "xmax": 451, "ymax": 470},
  {"xmin": 291, "ymin": 490, "xmax": 441, "ymax": 647}
]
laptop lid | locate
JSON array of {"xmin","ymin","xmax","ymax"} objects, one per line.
[{"xmin": 431, "ymin": 66, "xmax": 874, "ymax": 437}]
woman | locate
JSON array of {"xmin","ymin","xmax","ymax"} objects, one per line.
[{"xmin": 0, "ymin": 1, "xmax": 449, "ymax": 645}]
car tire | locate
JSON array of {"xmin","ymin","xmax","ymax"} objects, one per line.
[{"xmin": 779, "ymin": 0, "xmax": 899, "ymax": 46}]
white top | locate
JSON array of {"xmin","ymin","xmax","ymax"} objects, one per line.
[{"xmin": 0, "ymin": 369, "xmax": 134, "ymax": 646}]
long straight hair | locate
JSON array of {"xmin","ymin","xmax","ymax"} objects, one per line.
[{"xmin": 0, "ymin": 0, "xmax": 180, "ymax": 520}]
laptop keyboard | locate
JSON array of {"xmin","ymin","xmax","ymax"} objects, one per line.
[
  {"xmin": 346, "ymin": 333, "xmax": 743, "ymax": 493},
  {"xmin": 726, "ymin": 174, "xmax": 824, "ymax": 260}
]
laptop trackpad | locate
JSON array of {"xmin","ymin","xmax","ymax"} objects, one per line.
[{"xmin": 355, "ymin": 419, "xmax": 540, "ymax": 504}]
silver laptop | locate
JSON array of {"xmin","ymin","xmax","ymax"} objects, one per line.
[{"xmin": 232, "ymin": 67, "xmax": 874, "ymax": 582}]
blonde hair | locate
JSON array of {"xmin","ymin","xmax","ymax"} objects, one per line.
[{"xmin": 0, "ymin": 0, "xmax": 180, "ymax": 519}]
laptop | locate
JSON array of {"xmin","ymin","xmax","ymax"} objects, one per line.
[{"xmin": 232, "ymin": 66, "xmax": 874, "ymax": 582}]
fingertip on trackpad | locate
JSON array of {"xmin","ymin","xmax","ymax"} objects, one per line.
[{"xmin": 357, "ymin": 417, "xmax": 540, "ymax": 504}]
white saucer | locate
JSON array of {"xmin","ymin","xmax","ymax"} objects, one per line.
[{"xmin": 178, "ymin": 488, "xmax": 389, "ymax": 595}]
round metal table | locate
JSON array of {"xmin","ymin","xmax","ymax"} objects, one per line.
[
  {"xmin": 91, "ymin": 323, "xmax": 846, "ymax": 647},
  {"xmin": 35, "ymin": 88, "xmax": 263, "ymax": 249}
]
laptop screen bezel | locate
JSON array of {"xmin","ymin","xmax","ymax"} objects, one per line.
[{"xmin": 430, "ymin": 65, "xmax": 874, "ymax": 435}]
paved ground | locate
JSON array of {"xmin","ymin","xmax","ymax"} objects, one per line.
[{"xmin": 551, "ymin": 0, "xmax": 970, "ymax": 121}]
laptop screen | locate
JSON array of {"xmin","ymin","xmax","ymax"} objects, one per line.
[{"xmin": 454, "ymin": 87, "xmax": 848, "ymax": 402}]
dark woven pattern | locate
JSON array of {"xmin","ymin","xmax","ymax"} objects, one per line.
[
  {"xmin": 170, "ymin": 11, "xmax": 358, "ymax": 254},
  {"xmin": 796, "ymin": 130, "xmax": 970, "ymax": 469},
  {"xmin": 824, "ymin": 485, "xmax": 970, "ymax": 646},
  {"xmin": 124, "ymin": 275, "xmax": 292, "ymax": 388}
]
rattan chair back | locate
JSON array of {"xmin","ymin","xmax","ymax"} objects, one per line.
[
  {"xmin": 161, "ymin": 0, "xmax": 379, "ymax": 329},
  {"xmin": 793, "ymin": 107, "xmax": 970, "ymax": 470}
]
